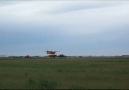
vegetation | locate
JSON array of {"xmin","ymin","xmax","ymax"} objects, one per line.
[{"xmin": 0, "ymin": 57, "xmax": 129, "ymax": 89}]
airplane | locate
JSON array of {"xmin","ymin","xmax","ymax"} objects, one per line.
[{"xmin": 45, "ymin": 50, "xmax": 59, "ymax": 58}]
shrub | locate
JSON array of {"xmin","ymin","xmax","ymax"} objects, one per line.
[
  {"xmin": 38, "ymin": 79, "xmax": 57, "ymax": 89},
  {"xmin": 26, "ymin": 78, "xmax": 35, "ymax": 89}
]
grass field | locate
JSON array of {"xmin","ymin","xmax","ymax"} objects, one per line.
[{"xmin": 0, "ymin": 57, "xmax": 129, "ymax": 89}]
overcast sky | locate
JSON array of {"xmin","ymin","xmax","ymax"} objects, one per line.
[{"xmin": 0, "ymin": 1, "xmax": 129, "ymax": 56}]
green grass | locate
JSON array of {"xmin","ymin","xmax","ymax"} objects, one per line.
[{"xmin": 0, "ymin": 57, "xmax": 129, "ymax": 89}]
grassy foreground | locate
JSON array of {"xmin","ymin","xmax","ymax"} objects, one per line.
[{"xmin": 0, "ymin": 57, "xmax": 129, "ymax": 89}]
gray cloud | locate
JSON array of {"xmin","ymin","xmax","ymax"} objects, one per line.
[
  {"xmin": 47, "ymin": 1, "xmax": 125, "ymax": 14},
  {"xmin": 0, "ymin": 1, "xmax": 129, "ymax": 56}
]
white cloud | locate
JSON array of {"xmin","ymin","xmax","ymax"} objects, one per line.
[
  {"xmin": 42, "ymin": 2, "xmax": 129, "ymax": 35},
  {"xmin": 0, "ymin": 1, "xmax": 59, "ymax": 22},
  {"xmin": 0, "ymin": 1, "xmax": 129, "ymax": 34},
  {"xmin": 0, "ymin": 1, "xmax": 128, "ymax": 20}
]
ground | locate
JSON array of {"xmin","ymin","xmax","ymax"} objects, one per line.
[{"xmin": 0, "ymin": 57, "xmax": 129, "ymax": 89}]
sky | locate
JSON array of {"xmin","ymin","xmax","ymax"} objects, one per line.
[{"xmin": 0, "ymin": 0, "xmax": 129, "ymax": 56}]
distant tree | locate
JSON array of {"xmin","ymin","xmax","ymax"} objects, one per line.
[
  {"xmin": 25, "ymin": 55, "xmax": 31, "ymax": 58},
  {"xmin": 58, "ymin": 54, "xmax": 66, "ymax": 58}
]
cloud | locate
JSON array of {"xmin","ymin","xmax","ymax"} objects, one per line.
[
  {"xmin": 0, "ymin": 1, "xmax": 129, "ymax": 34},
  {"xmin": 48, "ymin": 1, "xmax": 121, "ymax": 14},
  {"xmin": 43, "ymin": 2, "xmax": 129, "ymax": 35},
  {"xmin": 1, "ymin": 1, "xmax": 129, "ymax": 22},
  {"xmin": 0, "ymin": 1, "xmax": 129, "ymax": 56}
]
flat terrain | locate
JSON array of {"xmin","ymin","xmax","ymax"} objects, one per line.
[{"xmin": 0, "ymin": 57, "xmax": 129, "ymax": 89}]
